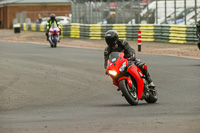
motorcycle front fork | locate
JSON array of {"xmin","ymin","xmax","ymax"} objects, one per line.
[{"xmin": 141, "ymin": 79, "xmax": 150, "ymax": 100}]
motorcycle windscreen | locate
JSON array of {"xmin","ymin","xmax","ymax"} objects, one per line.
[
  {"xmin": 51, "ymin": 23, "xmax": 58, "ymax": 29},
  {"xmin": 108, "ymin": 52, "xmax": 120, "ymax": 63}
]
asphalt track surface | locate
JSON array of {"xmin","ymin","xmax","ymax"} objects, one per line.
[{"xmin": 0, "ymin": 41, "xmax": 200, "ymax": 133}]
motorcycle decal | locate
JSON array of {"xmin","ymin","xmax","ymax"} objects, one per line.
[
  {"xmin": 112, "ymin": 58, "xmax": 116, "ymax": 62},
  {"xmin": 130, "ymin": 65, "xmax": 144, "ymax": 77},
  {"xmin": 130, "ymin": 65, "xmax": 136, "ymax": 70}
]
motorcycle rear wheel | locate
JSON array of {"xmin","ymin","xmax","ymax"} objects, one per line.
[
  {"xmin": 119, "ymin": 79, "xmax": 138, "ymax": 105},
  {"xmin": 145, "ymin": 89, "xmax": 158, "ymax": 103}
]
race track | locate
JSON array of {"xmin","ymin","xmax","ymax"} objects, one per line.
[{"xmin": 0, "ymin": 41, "xmax": 200, "ymax": 133}]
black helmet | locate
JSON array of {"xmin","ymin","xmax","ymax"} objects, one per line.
[
  {"xmin": 50, "ymin": 14, "xmax": 56, "ymax": 20},
  {"xmin": 105, "ymin": 30, "xmax": 119, "ymax": 47}
]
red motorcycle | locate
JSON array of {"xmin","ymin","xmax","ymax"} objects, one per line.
[{"xmin": 106, "ymin": 52, "xmax": 158, "ymax": 105}]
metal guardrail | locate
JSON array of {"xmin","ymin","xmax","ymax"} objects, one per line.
[{"xmin": 21, "ymin": 23, "xmax": 198, "ymax": 44}]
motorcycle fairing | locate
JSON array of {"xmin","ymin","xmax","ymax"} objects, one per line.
[
  {"xmin": 107, "ymin": 52, "xmax": 127, "ymax": 74},
  {"xmin": 127, "ymin": 64, "xmax": 144, "ymax": 99},
  {"xmin": 118, "ymin": 76, "xmax": 132, "ymax": 88},
  {"xmin": 106, "ymin": 52, "xmax": 144, "ymax": 99}
]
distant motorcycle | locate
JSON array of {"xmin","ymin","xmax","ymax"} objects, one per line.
[
  {"xmin": 106, "ymin": 52, "xmax": 158, "ymax": 105},
  {"xmin": 48, "ymin": 23, "xmax": 60, "ymax": 48}
]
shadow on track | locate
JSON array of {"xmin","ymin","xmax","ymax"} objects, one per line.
[{"xmin": 94, "ymin": 102, "xmax": 159, "ymax": 107}]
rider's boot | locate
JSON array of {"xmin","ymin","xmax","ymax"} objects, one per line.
[
  {"xmin": 146, "ymin": 76, "xmax": 156, "ymax": 90},
  {"xmin": 144, "ymin": 70, "xmax": 156, "ymax": 90},
  {"xmin": 135, "ymin": 61, "xmax": 156, "ymax": 90}
]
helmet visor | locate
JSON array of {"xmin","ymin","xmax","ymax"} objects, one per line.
[{"xmin": 106, "ymin": 37, "xmax": 117, "ymax": 47}]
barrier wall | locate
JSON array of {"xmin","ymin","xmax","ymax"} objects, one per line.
[{"xmin": 21, "ymin": 23, "xmax": 198, "ymax": 44}]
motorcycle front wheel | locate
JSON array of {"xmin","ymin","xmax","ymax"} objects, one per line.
[
  {"xmin": 53, "ymin": 42, "xmax": 57, "ymax": 47},
  {"xmin": 119, "ymin": 79, "xmax": 138, "ymax": 105},
  {"xmin": 51, "ymin": 36, "xmax": 57, "ymax": 48}
]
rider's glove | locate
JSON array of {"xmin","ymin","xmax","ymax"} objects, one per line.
[
  {"xmin": 125, "ymin": 54, "xmax": 136, "ymax": 62},
  {"xmin": 124, "ymin": 54, "xmax": 131, "ymax": 59}
]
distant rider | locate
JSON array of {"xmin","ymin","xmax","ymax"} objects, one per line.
[
  {"xmin": 104, "ymin": 30, "xmax": 155, "ymax": 89},
  {"xmin": 196, "ymin": 20, "xmax": 200, "ymax": 50},
  {"xmin": 46, "ymin": 14, "xmax": 61, "ymax": 41}
]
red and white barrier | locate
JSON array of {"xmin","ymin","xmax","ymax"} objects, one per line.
[{"xmin": 138, "ymin": 30, "xmax": 141, "ymax": 52}]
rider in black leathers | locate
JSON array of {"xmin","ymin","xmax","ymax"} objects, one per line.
[
  {"xmin": 196, "ymin": 20, "xmax": 200, "ymax": 50},
  {"xmin": 104, "ymin": 30, "xmax": 155, "ymax": 89}
]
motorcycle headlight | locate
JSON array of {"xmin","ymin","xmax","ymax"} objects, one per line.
[
  {"xmin": 119, "ymin": 61, "xmax": 127, "ymax": 72},
  {"xmin": 108, "ymin": 70, "xmax": 117, "ymax": 76}
]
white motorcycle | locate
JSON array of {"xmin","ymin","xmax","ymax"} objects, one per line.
[{"xmin": 48, "ymin": 23, "xmax": 60, "ymax": 48}]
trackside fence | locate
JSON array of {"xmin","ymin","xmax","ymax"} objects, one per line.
[{"xmin": 21, "ymin": 23, "xmax": 198, "ymax": 44}]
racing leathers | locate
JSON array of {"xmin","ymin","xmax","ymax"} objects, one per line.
[{"xmin": 104, "ymin": 39, "xmax": 155, "ymax": 88}]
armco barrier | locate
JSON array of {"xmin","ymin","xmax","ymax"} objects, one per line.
[{"xmin": 21, "ymin": 23, "xmax": 198, "ymax": 44}]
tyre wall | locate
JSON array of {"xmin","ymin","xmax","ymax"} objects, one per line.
[{"xmin": 20, "ymin": 23, "xmax": 198, "ymax": 44}]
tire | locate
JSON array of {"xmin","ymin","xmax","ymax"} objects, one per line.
[
  {"xmin": 52, "ymin": 36, "xmax": 57, "ymax": 48},
  {"xmin": 119, "ymin": 79, "xmax": 138, "ymax": 105},
  {"xmin": 49, "ymin": 38, "xmax": 53, "ymax": 48},
  {"xmin": 145, "ymin": 89, "xmax": 158, "ymax": 103},
  {"xmin": 50, "ymin": 42, "xmax": 53, "ymax": 48},
  {"xmin": 54, "ymin": 42, "xmax": 57, "ymax": 48}
]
